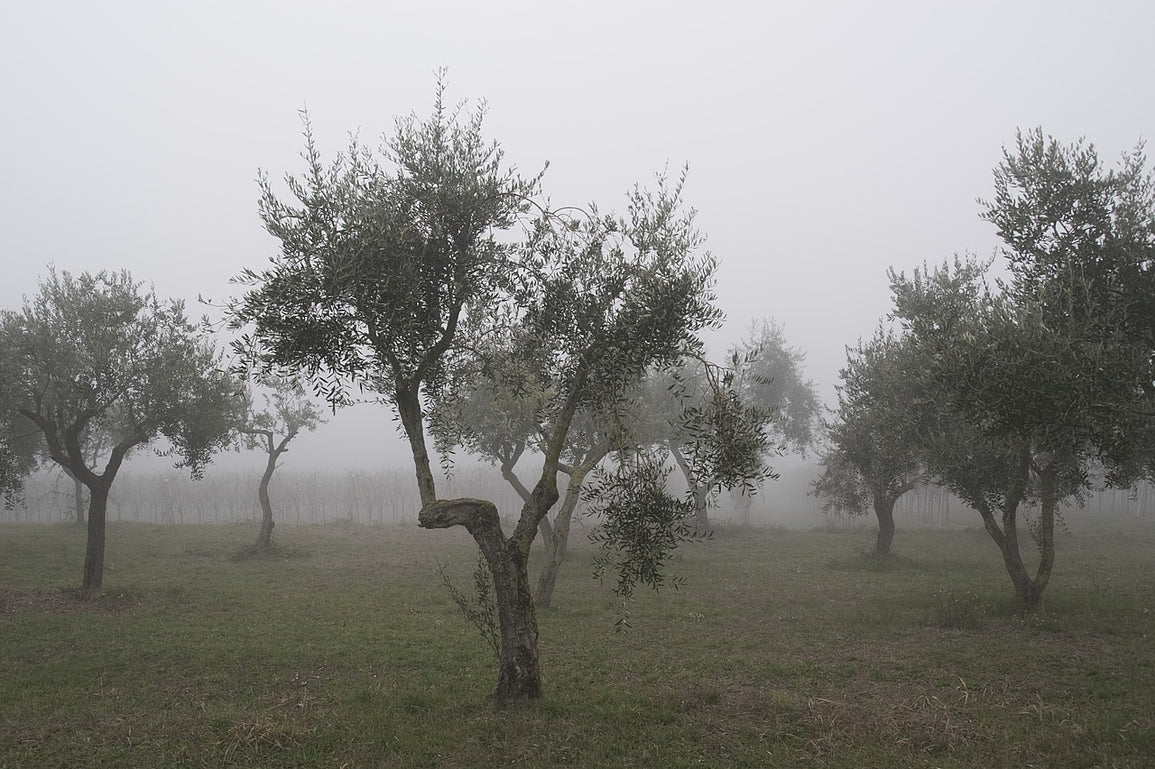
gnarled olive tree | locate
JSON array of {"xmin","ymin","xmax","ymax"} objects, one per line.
[{"xmin": 230, "ymin": 83, "xmax": 763, "ymax": 703}]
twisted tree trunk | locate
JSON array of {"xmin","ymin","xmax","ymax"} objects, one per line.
[
  {"xmin": 420, "ymin": 498, "xmax": 543, "ymax": 703},
  {"xmin": 973, "ymin": 454, "xmax": 1055, "ymax": 609},
  {"xmin": 255, "ymin": 451, "xmax": 277, "ymax": 549},
  {"xmin": 871, "ymin": 482, "xmax": 913, "ymax": 555}
]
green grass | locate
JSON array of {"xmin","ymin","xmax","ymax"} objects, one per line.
[{"xmin": 1, "ymin": 515, "xmax": 1153, "ymax": 767}]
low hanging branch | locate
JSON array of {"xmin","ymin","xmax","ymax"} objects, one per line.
[{"xmin": 586, "ymin": 451, "xmax": 702, "ymax": 603}]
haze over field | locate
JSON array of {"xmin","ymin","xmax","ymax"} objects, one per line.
[{"xmin": 3, "ymin": 1, "xmax": 1153, "ymax": 472}]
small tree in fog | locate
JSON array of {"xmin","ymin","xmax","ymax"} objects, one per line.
[
  {"xmin": 725, "ymin": 318, "xmax": 819, "ymax": 523},
  {"xmin": 0, "ymin": 269, "xmax": 241, "ymax": 592},
  {"xmin": 238, "ymin": 375, "xmax": 325, "ymax": 550},
  {"xmin": 639, "ymin": 349, "xmax": 783, "ymax": 529},
  {"xmin": 812, "ymin": 329, "xmax": 924, "ymax": 555},
  {"xmin": 731, "ymin": 318, "xmax": 820, "ymax": 451},
  {"xmin": 885, "ymin": 130, "xmax": 1155, "ymax": 606},
  {"xmin": 0, "ymin": 401, "xmax": 40, "ymax": 511}
]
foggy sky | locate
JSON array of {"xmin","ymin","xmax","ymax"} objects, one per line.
[{"xmin": 2, "ymin": 1, "xmax": 1153, "ymax": 472}]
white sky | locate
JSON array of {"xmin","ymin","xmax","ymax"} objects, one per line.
[{"xmin": 2, "ymin": 0, "xmax": 1153, "ymax": 472}]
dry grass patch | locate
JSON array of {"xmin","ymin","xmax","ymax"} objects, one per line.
[{"xmin": 0, "ymin": 586, "xmax": 143, "ymax": 615}]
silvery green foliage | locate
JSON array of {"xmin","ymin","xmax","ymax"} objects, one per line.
[
  {"xmin": 881, "ymin": 130, "xmax": 1154, "ymax": 604},
  {"xmin": 2, "ymin": 268, "xmax": 241, "ymax": 482},
  {"xmin": 230, "ymin": 82, "xmax": 771, "ymax": 696},
  {"xmin": 812, "ymin": 329, "xmax": 924, "ymax": 518},
  {"xmin": 586, "ymin": 451, "xmax": 700, "ymax": 606},
  {"xmin": 229, "ymin": 79, "xmax": 542, "ymax": 409},
  {"xmin": 728, "ymin": 317, "xmax": 821, "ymax": 454},
  {"xmin": 978, "ymin": 128, "xmax": 1155, "ymax": 482}
]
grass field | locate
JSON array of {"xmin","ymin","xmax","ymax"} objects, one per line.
[{"xmin": 2, "ymin": 514, "xmax": 1153, "ymax": 768}]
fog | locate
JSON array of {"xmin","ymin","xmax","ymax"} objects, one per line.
[{"xmin": 3, "ymin": 1, "xmax": 1153, "ymax": 482}]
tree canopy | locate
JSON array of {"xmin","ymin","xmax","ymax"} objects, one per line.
[
  {"xmin": 229, "ymin": 81, "xmax": 542, "ymax": 506},
  {"xmin": 0, "ymin": 268, "xmax": 240, "ymax": 590}
]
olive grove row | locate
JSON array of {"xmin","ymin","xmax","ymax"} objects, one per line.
[{"xmin": 1, "ymin": 80, "xmax": 1151, "ymax": 703}]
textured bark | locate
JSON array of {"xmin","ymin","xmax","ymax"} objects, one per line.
[
  {"xmin": 537, "ymin": 514, "xmax": 554, "ymax": 551},
  {"xmin": 498, "ymin": 448, "xmax": 554, "ymax": 548},
  {"xmin": 873, "ymin": 498, "xmax": 896, "ymax": 555},
  {"xmin": 70, "ymin": 437, "xmax": 133, "ymax": 595},
  {"xmin": 973, "ymin": 454, "xmax": 1054, "ymax": 608},
  {"xmin": 72, "ymin": 474, "xmax": 86, "ymax": 525},
  {"xmin": 1027, "ymin": 464, "xmax": 1058, "ymax": 606},
  {"xmin": 396, "ymin": 386, "xmax": 437, "ymax": 507},
  {"xmin": 81, "ymin": 482, "xmax": 111, "ymax": 593},
  {"xmin": 871, "ymin": 482, "xmax": 912, "ymax": 555},
  {"xmin": 420, "ymin": 497, "xmax": 542, "ymax": 704},
  {"xmin": 255, "ymin": 452, "xmax": 277, "ymax": 550},
  {"xmin": 418, "ymin": 380, "xmax": 576, "ymax": 704}
]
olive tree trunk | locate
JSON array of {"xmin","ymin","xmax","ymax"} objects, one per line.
[
  {"xmin": 71, "ymin": 440, "xmax": 134, "ymax": 595},
  {"xmin": 871, "ymin": 482, "xmax": 913, "ymax": 555},
  {"xmin": 670, "ymin": 445, "xmax": 710, "ymax": 530},
  {"xmin": 255, "ymin": 452, "xmax": 277, "ymax": 549},
  {"xmin": 420, "ymin": 497, "xmax": 544, "ymax": 703},
  {"xmin": 873, "ymin": 498, "xmax": 897, "ymax": 555},
  {"xmin": 81, "ymin": 481, "xmax": 112, "ymax": 592},
  {"xmin": 72, "ymin": 474, "xmax": 86, "ymax": 525},
  {"xmin": 535, "ymin": 472, "xmax": 584, "ymax": 609},
  {"xmin": 396, "ymin": 383, "xmax": 438, "ymax": 507},
  {"xmin": 974, "ymin": 464, "xmax": 1056, "ymax": 609}
]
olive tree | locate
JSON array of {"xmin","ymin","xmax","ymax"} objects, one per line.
[
  {"xmin": 230, "ymin": 83, "xmax": 764, "ymax": 703},
  {"xmin": 419, "ymin": 174, "xmax": 742, "ymax": 702},
  {"xmin": 725, "ymin": 318, "xmax": 820, "ymax": 523},
  {"xmin": 230, "ymin": 84, "xmax": 541, "ymax": 510},
  {"xmin": 812, "ymin": 329, "xmax": 924, "ymax": 554},
  {"xmin": 731, "ymin": 318, "xmax": 820, "ymax": 451},
  {"xmin": 0, "ymin": 269, "xmax": 241, "ymax": 592},
  {"xmin": 640, "ymin": 330, "xmax": 797, "ymax": 530},
  {"xmin": 980, "ymin": 129, "xmax": 1155, "ymax": 481},
  {"xmin": 888, "ymin": 130, "xmax": 1153, "ymax": 606},
  {"xmin": 237, "ymin": 375, "xmax": 325, "ymax": 550}
]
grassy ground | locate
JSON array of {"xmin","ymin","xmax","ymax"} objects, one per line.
[{"xmin": 1, "ymin": 514, "xmax": 1153, "ymax": 768}]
